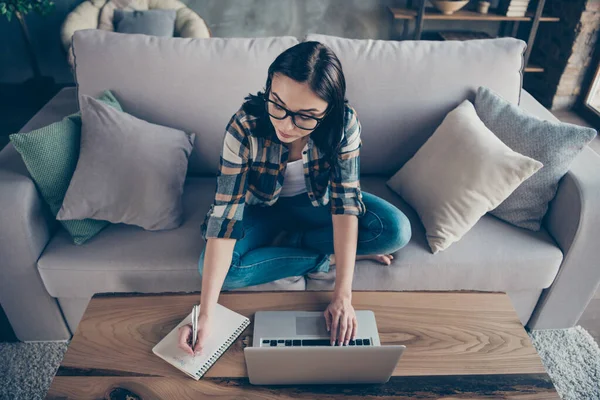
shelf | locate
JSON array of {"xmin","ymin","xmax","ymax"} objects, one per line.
[
  {"xmin": 524, "ymin": 65, "xmax": 544, "ymax": 73},
  {"xmin": 389, "ymin": 7, "xmax": 559, "ymax": 22},
  {"xmin": 437, "ymin": 31, "xmax": 493, "ymax": 40},
  {"xmin": 538, "ymin": 15, "xmax": 560, "ymax": 22},
  {"xmin": 390, "ymin": 7, "xmax": 529, "ymax": 21}
]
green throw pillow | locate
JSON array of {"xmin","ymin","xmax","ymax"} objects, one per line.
[{"xmin": 9, "ymin": 90, "xmax": 123, "ymax": 245}]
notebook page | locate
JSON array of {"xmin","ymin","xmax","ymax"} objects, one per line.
[{"xmin": 152, "ymin": 303, "xmax": 250, "ymax": 379}]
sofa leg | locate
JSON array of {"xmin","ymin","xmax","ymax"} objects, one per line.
[
  {"xmin": 5, "ymin": 295, "xmax": 72, "ymax": 342},
  {"xmin": 57, "ymin": 297, "xmax": 92, "ymax": 337},
  {"xmin": 507, "ymin": 289, "xmax": 544, "ymax": 328}
]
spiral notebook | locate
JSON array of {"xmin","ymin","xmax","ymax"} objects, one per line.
[{"xmin": 152, "ymin": 303, "xmax": 251, "ymax": 380}]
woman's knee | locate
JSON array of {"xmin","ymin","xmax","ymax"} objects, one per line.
[
  {"xmin": 362, "ymin": 193, "xmax": 412, "ymax": 253},
  {"xmin": 391, "ymin": 210, "xmax": 412, "ymax": 250},
  {"xmin": 378, "ymin": 208, "xmax": 411, "ymax": 254}
]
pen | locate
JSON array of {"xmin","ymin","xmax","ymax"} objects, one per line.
[{"xmin": 192, "ymin": 304, "xmax": 198, "ymax": 354}]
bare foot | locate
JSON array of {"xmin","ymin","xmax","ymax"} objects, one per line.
[{"xmin": 329, "ymin": 254, "xmax": 394, "ymax": 267}]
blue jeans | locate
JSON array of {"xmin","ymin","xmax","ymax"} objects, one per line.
[{"xmin": 198, "ymin": 191, "xmax": 411, "ymax": 290}]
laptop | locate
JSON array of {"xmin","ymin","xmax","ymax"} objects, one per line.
[{"xmin": 244, "ymin": 310, "xmax": 406, "ymax": 385}]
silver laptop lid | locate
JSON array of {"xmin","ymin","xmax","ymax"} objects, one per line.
[{"xmin": 244, "ymin": 345, "xmax": 406, "ymax": 385}]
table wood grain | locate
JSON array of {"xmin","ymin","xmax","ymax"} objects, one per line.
[{"xmin": 46, "ymin": 291, "xmax": 559, "ymax": 399}]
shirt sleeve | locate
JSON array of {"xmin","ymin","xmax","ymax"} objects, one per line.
[
  {"xmin": 201, "ymin": 111, "xmax": 251, "ymax": 240},
  {"xmin": 329, "ymin": 106, "xmax": 366, "ymax": 217}
]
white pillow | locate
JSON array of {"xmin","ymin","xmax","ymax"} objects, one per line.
[{"xmin": 386, "ymin": 100, "xmax": 543, "ymax": 254}]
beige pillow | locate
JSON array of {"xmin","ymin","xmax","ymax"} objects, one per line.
[{"xmin": 386, "ymin": 100, "xmax": 543, "ymax": 254}]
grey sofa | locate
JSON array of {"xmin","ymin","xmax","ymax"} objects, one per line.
[{"xmin": 2, "ymin": 30, "xmax": 600, "ymax": 342}]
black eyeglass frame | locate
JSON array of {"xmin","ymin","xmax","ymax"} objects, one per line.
[{"xmin": 263, "ymin": 95, "xmax": 330, "ymax": 131}]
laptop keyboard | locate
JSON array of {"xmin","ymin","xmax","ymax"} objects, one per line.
[{"xmin": 261, "ymin": 338, "xmax": 372, "ymax": 347}]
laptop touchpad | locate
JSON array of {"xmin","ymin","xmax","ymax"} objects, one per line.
[{"xmin": 296, "ymin": 316, "xmax": 328, "ymax": 336}]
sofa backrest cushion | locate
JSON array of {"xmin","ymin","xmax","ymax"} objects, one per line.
[
  {"xmin": 305, "ymin": 34, "xmax": 526, "ymax": 175},
  {"xmin": 72, "ymin": 29, "xmax": 299, "ymax": 176},
  {"xmin": 73, "ymin": 30, "xmax": 525, "ymax": 177}
]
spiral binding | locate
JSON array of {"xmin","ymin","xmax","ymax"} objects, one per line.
[{"xmin": 195, "ymin": 318, "xmax": 250, "ymax": 377}]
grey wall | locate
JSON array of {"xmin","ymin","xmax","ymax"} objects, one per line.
[
  {"xmin": 191, "ymin": 0, "xmax": 398, "ymax": 39},
  {"xmin": 1, "ymin": 0, "xmax": 502, "ymax": 85},
  {"xmin": 1, "ymin": 0, "xmax": 79, "ymax": 84}
]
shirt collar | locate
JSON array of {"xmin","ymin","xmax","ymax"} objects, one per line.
[
  {"xmin": 306, "ymin": 136, "xmax": 314, "ymax": 152},
  {"xmin": 270, "ymin": 129, "xmax": 314, "ymax": 154}
]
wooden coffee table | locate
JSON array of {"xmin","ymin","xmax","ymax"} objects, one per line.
[{"xmin": 46, "ymin": 291, "xmax": 559, "ymax": 399}]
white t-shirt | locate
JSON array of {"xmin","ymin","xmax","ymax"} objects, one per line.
[{"xmin": 280, "ymin": 159, "xmax": 307, "ymax": 197}]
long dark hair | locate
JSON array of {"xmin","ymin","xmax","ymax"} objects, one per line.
[{"xmin": 243, "ymin": 41, "xmax": 348, "ymax": 162}]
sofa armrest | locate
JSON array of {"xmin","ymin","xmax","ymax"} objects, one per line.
[
  {"xmin": 528, "ymin": 146, "xmax": 600, "ymax": 329},
  {"xmin": 0, "ymin": 146, "xmax": 71, "ymax": 341},
  {"xmin": 0, "ymin": 87, "xmax": 78, "ymax": 341},
  {"xmin": 519, "ymin": 89, "xmax": 600, "ymax": 329}
]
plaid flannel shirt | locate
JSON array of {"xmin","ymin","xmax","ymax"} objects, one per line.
[{"xmin": 201, "ymin": 104, "xmax": 366, "ymax": 240}]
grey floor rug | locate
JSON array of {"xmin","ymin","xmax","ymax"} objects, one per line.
[
  {"xmin": 0, "ymin": 341, "xmax": 69, "ymax": 400},
  {"xmin": 1, "ymin": 327, "xmax": 599, "ymax": 399},
  {"xmin": 529, "ymin": 326, "xmax": 600, "ymax": 400}
]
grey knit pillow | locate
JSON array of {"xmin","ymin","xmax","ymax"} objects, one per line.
[{"xmin": 474, "ymin": 86, "xmax": 597, "ymax": 231}]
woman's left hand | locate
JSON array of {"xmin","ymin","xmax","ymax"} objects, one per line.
[{"xmin": 324, "ymin": 295, "xmax": 357, "ymax": 346}]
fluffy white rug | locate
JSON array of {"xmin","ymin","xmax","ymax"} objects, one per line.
[
  {"xmin": 0, "ymin": 341, "xmax": 68, "ymax": 400},
  {"xmin": 529, "ymin": 326, "xmax": 600, "ymax": 400}
]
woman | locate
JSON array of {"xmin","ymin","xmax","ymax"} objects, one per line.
[{"xmin": 179, "ymin": 41, "xmax": 411, "ymax": 356}]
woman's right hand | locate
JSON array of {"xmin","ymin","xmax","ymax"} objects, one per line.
[{"xmin": 178, "ymin": 313, "xmax": 212, "ymax": 356}]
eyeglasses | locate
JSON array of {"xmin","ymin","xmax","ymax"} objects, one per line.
[{"xmin": 264, "ymin": 96, "xmax": 328, "ymax": 131}]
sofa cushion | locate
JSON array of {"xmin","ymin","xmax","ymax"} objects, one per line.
[
  {"xmin": 72, "ymin": 29, "xmax": 299, "ymax": 176},
  {"xmin": 475, "ymin": 86, "xmax": 597, "ymax": 231},
  {"xmin": 57, "ymin": 95, "xmax": 195, "ymax": 231},
  {"xmin": 308, "ymin": 177, "xmax": 563, "ymax": 292},
  {"xmin": 304, "ymin": 34, "xmax": 526, "ymax": 175},
  {"xmin": 98, "ymin": 0, "xmax": 150, "ymax": 32},
  {"xmin": 387, "ymin": 100, "xmax": 542, "ymax": 254},
  {"xmin": 9, "ymin": 90, "xmax": 122, "ymax": 245},
  {"xmin": 39, "ymin": 175, "xmax": 563, "ymax": 297},
  {"xmin": 37, "ymin": 178, "xmax": 305, "ymax": 298},
  {"xmin": 113, "ymin": 9, "xmax": 176, "ymax": 37}
]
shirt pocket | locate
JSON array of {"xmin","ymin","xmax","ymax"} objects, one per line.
[
  {"xmin": 248, "ymin": 160, "xmax": 279, "ymax": 201},
  {"xmin": 310, "ymin": 160, "xmax": 331, "ymax": 198}
]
